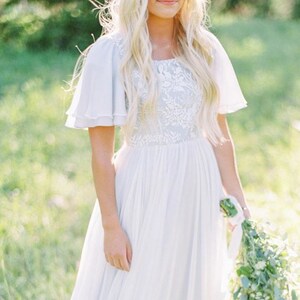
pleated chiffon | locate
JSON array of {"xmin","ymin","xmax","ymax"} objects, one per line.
[{"xmin": 71, "ymin": 137, "xmax": 232, "ymax": 300}]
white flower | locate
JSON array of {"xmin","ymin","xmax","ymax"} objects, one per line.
[{"xmin": 255, "ymin": 261, "xmax": 266, "ymax": 270}]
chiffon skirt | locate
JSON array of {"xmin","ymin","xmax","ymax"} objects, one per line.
[{"xmin": 70, "ymin": 136, "xmax": 232, "ymax": 300}]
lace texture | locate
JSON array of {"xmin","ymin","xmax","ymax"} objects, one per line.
[{"xmin": 114, "ymin": 36, "xmax": 204, "ymax": 147}]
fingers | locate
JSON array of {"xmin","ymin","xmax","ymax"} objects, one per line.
[
  {"xmin": 105, "ymin": 254, "xmax": 115, "ymax": 267},
  {"xmin": 103, "ymin": 230, "xmax": 132, "ymax": 272},
  {"xmin": 105, "ymin": 253, "xmax": 131, "ymax": 272},
  {"xmin": 126, "ymin": 240, "xmax": 133, "ymax": 265},
  {"xmin": 120, "ymin": 256, "xmax": 130, "ymax": 272},
  {"xmin": 113, "ymin": 256, "xmax": 122, "ymax": 270}
]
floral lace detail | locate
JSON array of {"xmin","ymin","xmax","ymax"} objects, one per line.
[
  {"xmin": 113, "ymin": 34, "xmax": 204, "ymax": 147},
  {"xmin": 129, "ymin": 60, "xmax": 203, "ymax": 146}
]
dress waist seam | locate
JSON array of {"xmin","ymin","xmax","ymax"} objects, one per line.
[{"xmin": 122, "ymin": 136, "xmax": 208, "ymax": 150}]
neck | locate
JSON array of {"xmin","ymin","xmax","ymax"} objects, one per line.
[{"xmin": 147, "ymin": 13, "xmax": 175, "ymax": 44}]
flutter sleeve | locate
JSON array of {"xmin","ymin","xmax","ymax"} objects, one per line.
[
  {"xmin": 65, "ymin": 34, "xmax": 127, "ymax": 129},
  {"xmin": 209, "ymin": 32, "xmax": 248, "ymax": 114}
]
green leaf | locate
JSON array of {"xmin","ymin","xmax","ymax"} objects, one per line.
[
  {"xmin": 237, "ymin": 266, "xmax": 252, "ymax": 277},
  {"xmin": 233, "ymin": 288, "xmax": 240, "ymax": 300},
  {"xmin": 274, "ymin": 286, "xmax": 281, "ymax": 300},
  {"xmin": 292, "ymin": 290, "xmax": 298, "ymax": 300},
  {"xmin": 241, "ymin": 276, "xmax": 250, "ymax": 289},
  {"xmin": 266, "ymin": 264, "xmax": 276, "ymax": 274},
  {"xmin": 219, "ymin": 198, "xmax": 238, "ymax": 217},
  {"xmin": 240, "ymin": 294, "xmax": 248, "ymax": 300}
]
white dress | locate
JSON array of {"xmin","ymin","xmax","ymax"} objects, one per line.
[{"xmin": 65, "ymin": 31, "xmax": 248, "ymax": 300}]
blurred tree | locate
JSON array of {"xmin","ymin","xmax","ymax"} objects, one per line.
[
  {"xmin": 4, "ymin": 0, "xmax": 77, "ymax": 6},
  {"xmin": 225, "ymin": 0, "xmax": 241, "ymax": 10},
  {"xmin": 0, "ymin": 0, "xmax": 103, "ymax": 50},
  {"xmin": 1, "ymin": 0, "xmax": 299, "ymax": 51},
  {"xmin": 293, "ymin": 0, "xmax": 300, "ymax": 18},
  {"xmin": 224, "ymin": 0, "xmax": 272, "ymax": 17}
]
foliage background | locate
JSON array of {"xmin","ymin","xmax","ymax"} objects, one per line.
[
  {"xmin": 0, "ymin": 0, "xmax": 299, "ymax": 299},
  {"xmin": 1, "ymin": 0, "xmax": 300, "ymax": 50}
]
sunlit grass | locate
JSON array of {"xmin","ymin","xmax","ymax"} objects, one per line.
[
  {"xmin": 1, "ymin": 17, "xmax": 299, "ymax": 298},
  {"xmin": 212, "ymin": 17, "xmax": 300, "ymax": 284}
]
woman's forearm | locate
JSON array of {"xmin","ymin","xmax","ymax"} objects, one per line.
[
  {"xmin": 88, "ymin": 126, "xmax": 121, "ymax": 231},
  {"xmin": 212, "ymin": 114, "xmax": 249, "ymax": 208},
  {"xmin": 213, "ymin": 138, "xmax": 248, "ymax": 207},
  {"xmin": 91, "ymin": 154, "xmax": 121, "ymax": 230}
]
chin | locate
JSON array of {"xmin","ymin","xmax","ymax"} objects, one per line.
[{"xmin": 148, "ymin": 0, "xmax": 183, "ymax": 19}]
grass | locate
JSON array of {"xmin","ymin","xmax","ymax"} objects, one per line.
[
  {"xmin": 1, "ymin": 16, "xmax": 300, "ymax": 299},
  {"xmin": 211, "ymin": 16, "xmax": 300, "ymax": 237}
]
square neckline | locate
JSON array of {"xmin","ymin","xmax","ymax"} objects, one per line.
[{"xmin": 152, "ymin": 57, "xmax": 178, "ymax": 63}]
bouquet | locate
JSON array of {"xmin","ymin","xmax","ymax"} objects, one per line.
[{"xmin": 220, "ymin": 196, "xmax": 299, "ymax": 300}]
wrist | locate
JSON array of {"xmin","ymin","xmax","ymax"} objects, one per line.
[
  {"xmin": 241, "ymin": 205, "xmax": 249, "ymax": 211},
  {"xmin": 102, "ymin": 213, "xmax": 121, "ymax": 231},
  {"xmin": 227, "ymin": 192, "xmax": 247, "ymax": 206},
  {"xmin": 227, "ymin": 193, "xmax": 248, "ymax": 210}
]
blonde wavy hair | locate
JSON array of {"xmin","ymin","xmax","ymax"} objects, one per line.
[{"xmin": 72, "ymin": 0, "xmax": 224, "ymax": 145}]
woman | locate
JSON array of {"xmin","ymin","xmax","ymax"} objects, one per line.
[{"xmin": 65, "ymin": 0, "xmax": 251, "ymax": 299}]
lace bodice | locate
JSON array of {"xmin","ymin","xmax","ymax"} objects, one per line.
[
  {"xmin": 126, "ymin": 58, "xmax": 203, "ymax": 147},
  {"xmin": 65, "ymin": 32, "xmax": 247, "ymax": 140}
]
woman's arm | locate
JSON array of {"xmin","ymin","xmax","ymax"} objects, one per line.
[
  {"xmin": 212, "ymin": 114, "xmax": 251, "ymax": 219},
  {"xmin": 88, "ymin": 126, "xmax": 119, "ymax": 229},
  {"xmin": 88, "ymin": 126, "xmax": 132, "ymax": 271}
]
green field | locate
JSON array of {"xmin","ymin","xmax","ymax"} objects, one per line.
[{"xmin": 1, "ymin": 17, "xmax": 299, "ymax": 299}]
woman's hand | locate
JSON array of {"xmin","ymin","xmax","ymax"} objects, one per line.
[
  {"xmin": 228, "ymin": 203, "xmax": 252, "ymax": 232},
  {"xmin": 104, "ymin": 225, "xmax": 133, "ymax": 272},
  {"xmin": 242, "ymin": 205, "xmax": 252, "ymax": 219}
]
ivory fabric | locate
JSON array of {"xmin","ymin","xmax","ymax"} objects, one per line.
[
  {"xmin": 65, "ymin": 35, "xmax": 127, "ymax": 128},
  {"xmin": 65, "ymin": 31, "xmax": 248, "ymax": 300},
  {"xmin": 225, "ymin": 195, "xmax": 246, "ymax": 274}
]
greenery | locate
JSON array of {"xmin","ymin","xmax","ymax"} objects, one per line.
[
  {"xmin": 212, "ymin": 0, "xmax": 300, "ymax": 19},
  {"xmin": 0, "ymin": 1, "xmax": 103, "ymax": 50},
  {"xmin": 220, "ymin": 197, "xmax": 299, "ymax": 299},
  {"xmin": 0, "ymin": 0, "xmax": 300, "ymax": 51},
  {"xmin": 0, "ymin": 16, "xmax": 300, "ymax": 299}
]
